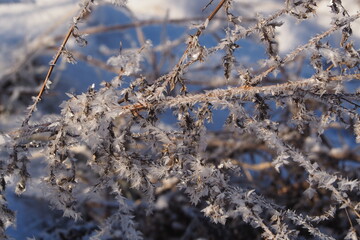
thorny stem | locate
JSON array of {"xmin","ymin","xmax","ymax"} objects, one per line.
[
  {"xmin": 47, "ymin": 73, "xmax": 360, "ymax": 125},
  {"xmin": 249, "ymin": 12, "xmax": 360, "ymax": 86},
  {"xmin": 166, "ymin": 0, "xmax": 228, "ymax": 90},
  {"xmin": 3, "ymin": 1, "xmax": 360, "ymax": 239},
  {"xmin": 162, "ymin": 73, "xmax": 360, "ymax": 108},
  {"xmin": 183, "ymin": 0, "xmax": 226, "ymax": 58},
  {"xmin": 8, "ymin": 0, "xmax": 229, "ymax": 137},
  {"xmin": 10, "ymin": 72, "xmax": 359, "ymax": 140},
  {"xmin": 70, "ymin": 73, "xmax": 360, "ymax": 120},
  {"xmin": 21, "ymin": 2, "xmax": 92, "ymax": 127},
  {"xmin": 21, "ymin": 0, "xmax": 227, "ymax": 127}
]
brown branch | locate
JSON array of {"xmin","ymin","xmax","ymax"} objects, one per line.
[
  {"xmin": 207, "ymin": 0, "xmax": 227, "ymax": 22},
  {"xmin": 248, "ymin": 12, "xmax": 360, "ymax": 86},
  {"xmin": 232, "ymin": 160, "xmax": 274, "ymax": 171},
  {"xmin": 162, "ymin": 73, "xmax": 360, "ymax": 107},
  {"xmin": 164, "ymin": 0, "xmax": 228, "ymax": 91},
  {"xmin": 21, "ymin": 2, "xmax": 92, "ymax": 127},
  {"xmin": 110, "ymin": 73, "xmax": 360, "ymax": 119},
  {"xmin": 183, "ymin": 0, "xmax": 227, "ymax": 57}
]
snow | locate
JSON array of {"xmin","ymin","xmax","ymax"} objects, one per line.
[
  {"xmin": 126, "ymin": 0, "xmax": 209, "ymax": 20},
  {"xmin": 0, "ymin": 134, "xmax": 9, "ymax": 145},
  {"xmin": 1, "ymin": 0, "xmax": 359, "ymax": 78},
  {"xmin": 1, "ymin": 1, "xmax": 358, "ymax": 81},
  {"xmin": 0, "ymin": 0, "xmax": 78, "ymax": 79}
]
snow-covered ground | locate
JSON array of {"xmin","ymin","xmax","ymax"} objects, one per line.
[
  {"xmin": 1, "ymin": 0, "xmax": 359, "ymax": 95},
  {"xmin": 1, "ymin": 0, "xmax": 359, "ymax": 74}
]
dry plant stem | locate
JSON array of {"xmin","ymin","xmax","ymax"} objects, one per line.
[
  {"xmin": 61, "ymin": 72, "xmax": 357, "ymax": 127},
  {"xmin": 106, "ymin": 73, "xmax": 360, "ymax": 116},
  {"xmin": 21, "ymin": 28, "xmax": 72, "ymax": 127},
  {"xmin": 21, "ymin": 0, "xmax": 228, "ymax": 127},
  {"xmin": 207, "ymin": 0, "xmax": 227, "ymax": 21},
  {"xmin": 21, "ymin": 3, "xmax": 91, "ymax": 127},
  {"xmin": 2, "ymin": 1, "xmax": 359, "ymax": 238},
  {"xmin": 172, "ymin": 0, "xmax": 227, "ymax": 72},
  {"xmin": 203, "ymin": 0, "xmax": 215, "ymax": 12},
  {"xmin": 232, "ymin": 160, "xmax": 273, "ymax": 171},
  {"xmin": 249, "ymin": 12, "xmax": 360, "ymax": 85},
  {"xmin": 160, "ymin": 73, "xmax": 360, "ymax": 109},
  {"xmin": 10, "ymin": 72, "xmax": 358, "ymax": 140},
  {"xmin": 244, "ymin": 9, "xmax": 288, "ymax": 39}
]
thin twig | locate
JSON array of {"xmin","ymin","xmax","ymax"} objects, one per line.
[
  {"xmin": 163, "ymin": 0, "xmax": 228, "ymax": 91},
  {"xmin": 162, "ymin": 73, "xmax": 360, "ymax": 107},
  {"xmin": 249, "ymin": 12, "xmax": 360, "ymax": 86},
  {"xmin": 110, "ymin": 73, "xmax": 360, "ymax": 117},
  {"xmin": 202, "ymin": 0, "xmax": 215, "ymax": 12},
  {"xmin": 21, "ymin": 2, "xmax": 92, "ymax": 127},
  {"xmin": 177, "ymin": 0, "xmax": 227, "ymax": 65}
]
